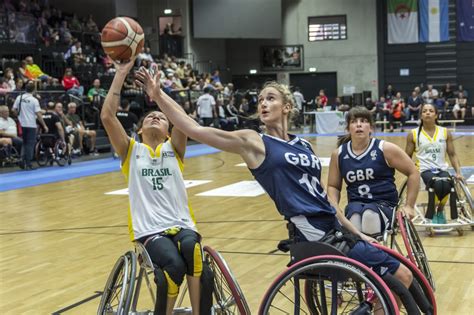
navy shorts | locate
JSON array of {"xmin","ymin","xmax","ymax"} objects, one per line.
[
  {"xmin": 348, "ymin": 240, "xmax": 400, "ymax": 276},
  {"xmin": 345, "ymin": 201, "xmax": 395, "ymax": 230}
]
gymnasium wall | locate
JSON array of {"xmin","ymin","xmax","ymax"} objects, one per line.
[
  {"xmin": 377, "ymin": 0, "xmax": 474, "ymax": 101},
  {"xmin": 225, "ymin": 0, "xmax": 379, "ymax": 97}
]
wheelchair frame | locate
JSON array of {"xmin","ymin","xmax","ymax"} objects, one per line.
[
  {"xmin": 259, "ymin": 241, "xmax": 436, "ymax": 315},
  {"xmin": 97, "ymin": 243, "xmax": 250, "ymax": 315},
  {"xmin": 35, "ymin": 135, "xmax": 72, "ymax": 167},
  {"xmin": 399, "ymin": 178, "xmax": 473, "ymax": 236}
]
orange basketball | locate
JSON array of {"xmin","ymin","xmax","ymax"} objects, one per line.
[{"xmin": 101, "ymin": 17, "xmax": 145, "ymax": 62}]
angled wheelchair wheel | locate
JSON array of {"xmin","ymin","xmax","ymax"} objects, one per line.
[
  {"xmin": 397, "ymin": 212, "xmax": 436, "ymax": 291},
  {"xmin": 454, "ymin": 178, "xmax": 473, "ymax": 223},
  {"xmin": 373, "ymin": 244, "xmax": 436, "ymax": 315},
  {"xmin": 97, "ymin": 251, "xmax": 137, "ymax": 315},
  {"xmin": 259, "ymin": 255, "xmax": 399, "ymax": 315},
  {"xmin": 35, "ymin": 141, "xmax": 49, "ymax": 167},
  {"xmin": 203, "ymin": 246, "xmax": 250, "ymax": 315}
]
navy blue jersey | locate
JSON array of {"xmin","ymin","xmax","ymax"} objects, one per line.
[
  {"xmin": 338, "ymin": 138, "xmax": 398, "ymax": 206},
  {"xmin": 250, "ymin": 134, "xmax": 336, "ymax": 219}
]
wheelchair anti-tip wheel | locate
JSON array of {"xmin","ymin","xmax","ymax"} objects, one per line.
[
  {"xmin": 258, "ymin": 255, "xmax": 400, "ymax": 315},
  {"xmin": 97, "ymin": 251, "xmax": 137, "ymax": 315}
]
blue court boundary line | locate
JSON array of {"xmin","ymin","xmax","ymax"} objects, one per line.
[
  {"xmin": 1, "ymin": 132, "xmax": 472, "ymax": 192},
  {"xmin": 0, "ymin": 144, "xmax": 221, "ymax": 192}
]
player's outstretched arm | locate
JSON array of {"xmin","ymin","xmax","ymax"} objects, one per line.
[{"xmin": 135, "ymin": 66, "xmax": 264, "ymax": 168}]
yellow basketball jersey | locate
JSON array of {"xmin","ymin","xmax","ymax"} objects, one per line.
[
  {"xmin": 122, "ymin": 138, "xmax": 196, "ymax": 241},
  {"xmin": 412, "ymin": 126, "xmax": 448, "ymax": 172}
]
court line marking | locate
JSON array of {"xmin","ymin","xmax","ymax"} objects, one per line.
[
  {"xmin": 51, "ymin": 291, "xmax": 102, "ymax": 314},
  {"xmin": 197, "ymin": 180, "xmax": 265, "ymax": 197}
]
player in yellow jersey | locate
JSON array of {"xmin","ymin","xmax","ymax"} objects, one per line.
[
  {"xmin": 405, "ymin": 103, "xmax": 464, "ymax": 224},
  {"xmin": 101, "ymin": 58, "xmax": 207, "ymax": 315}
]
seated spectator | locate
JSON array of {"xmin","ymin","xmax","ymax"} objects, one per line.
[
  {"xmin": 316, "ymin": 89, "xmax": 328, "ymax": 109},
  {"xmin": 407, "ymin": 91, "xmax": 422, "ymax": 120},
  {"xmin": 62, "ymin": 68, "xmax": 84, "ymax": 97},
  {"xmin": 69, "ymin": 14, "xmax": 83, "ymax": 32},
  {"xmin": 116, "ymin": 99, "xmax": 138, "ymax": 135},
  {"xmin": 453, "ymin": 92, "xmax": 467, "ymax": 120},
  {"xmin": 53, "ymin": 102, "xmax": 78, "ymax": 155},
  {"xmin": 87, "ymin": 79, "xmax": 107, "ymax": 106},
  {"xmin": 422, "ymin": 84, "xmax": 438, "ymax": 105},
  {"xmin": 375, "ymin": 96, "xmax": 390, "ymax": 124},
  {"xmin": 0, "ymin": 78, "xmax": 11, "ymax": 95},
  {"xmin": 85, "ymin": 14, "xmax": 99, "ymax": 32},
  {"xmin": 0, "ymin": 105, "xmax": 22, "ymax": 155},
  {"xmin": 216, "ymin": 102, "xmax": 234, "ymax": 131},
  {"xmin": 364, "ymin": 97, "xmax": 377, "ymax": 120},
  {"xmin": 211, "ymin": 70, "xmax": 221, "ymax": 84},
  {"xmin": 239, "ymin": 97, "xmax": 250, "ymax": 116},
  {"xmin": 441, "ymin": 83, "xmax": 454, "ymax": 100},
  {"xmin": 24, "ymin": 56, "xmax": 52, "ymax": 83},
  {"xmin": 40, "ymin": 102, "xmax": 66, "ymax": 145},
  {"xmin": 66, "ymin": 102, "xmax": 98, "ymax": 155},
  {"xmin": 18, "ymin": 61, "xmax": 35, "ymax": 82},
  {"xmin": 389, "ymin": 99, "xmax": 405, "ymax": 132},
  {"xmin": 4, "ymin": 68, "xmax": 16, "ymax": 91},
  {"xmin": 64, "ymin": 41, "xmax": 86, "ymax": 67},
  {"xmin": 384, "ymin": 84, "xmax": 396, "ymax": 100},
  {"xmin": 123, "ymin": 75, "xmax": 143, "ymax": 96},
  {"xmin": 336, "ymin": 97, "xmax": 350, "ymax": 112},
  {"xmin": 136, "ymin": 46, "xmax": 154, "ymax": 67},
  {"xmin": 454, "ymin": 84, "xmax": 468, "ymax": 99}
]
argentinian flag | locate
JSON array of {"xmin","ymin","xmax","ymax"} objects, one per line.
[{"xmin": 420, "ymin": 0, "xmax": 449, "ymax": 42}]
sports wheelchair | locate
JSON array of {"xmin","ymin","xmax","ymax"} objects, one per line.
[
  {"xmin": 34, "ymin": 134, "xmax": 72, "ymax": 167},
  {"xmin": 372, "ymin": 204, "xmax": 436, "ymax": 291},
  {"xmin": 97, "ymin": 243, "xmax": 250, "ymax": 315},
  {"xmin": 0, "ymin": 143, "xmax": 20, "ymax": 167},
  {"xmin": 399, "ymin": 176, "xmax": 473, "ymax": 236},
  {"xmin": 261, "ymin": 226, "xmax": 436, "ymax": 314}
]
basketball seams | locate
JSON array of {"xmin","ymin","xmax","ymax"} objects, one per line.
[{"xmin": 101, "ymin": 17, "xmax": 144, "ymax": 61}]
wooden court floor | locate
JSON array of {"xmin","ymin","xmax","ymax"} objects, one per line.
[{"xmin": 1, "ymin": 134, "xmax": 473, "ymax": 314}]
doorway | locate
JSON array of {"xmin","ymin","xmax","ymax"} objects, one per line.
[{"xmin": 290, "ymin": 72, "xmax": 337, "ymax": 105}]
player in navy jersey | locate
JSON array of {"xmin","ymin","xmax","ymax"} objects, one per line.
[
  {"xmin": 327, "ymin": 107, "xmax": 419, "ymax": 236},
  {"xmin": 136, "ymin": 70, "xmax": 414, "ymax": 290}
]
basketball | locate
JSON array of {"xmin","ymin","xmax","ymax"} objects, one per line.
[{"xmin": 101, "ymin": 17, "xmax": 145, "ymax": 62}]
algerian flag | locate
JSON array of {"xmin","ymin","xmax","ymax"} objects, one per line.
[{"xmin": 388, "ymin": 0, "xmax": 419, "ymax": 44}]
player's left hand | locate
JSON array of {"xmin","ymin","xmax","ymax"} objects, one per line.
[
  {"xmin": 400, "ymin": 205, "xmax": 415, "ymax": 220},
  {"xmin": 360, "ymin": 233, "xmax": 378, "ymax": 244}
]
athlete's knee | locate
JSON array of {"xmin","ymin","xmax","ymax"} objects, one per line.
[
  {"xmin": 162, "ymin": 255, "xmax": 186, "ymax": 297},
  {"xmin": 361, "ymin": 210, "xmax": 382, "ymax": 235},
  {"xmin": 394, "ymin": 263, "xmax": 413, "ymax": 288},
  {"xmin": 178, "ymin": 234, "xmax": 203, "ymax": 277},
  {"xmin": 348, "ymin": 213, "xmax": 362, "ymax": 231}
]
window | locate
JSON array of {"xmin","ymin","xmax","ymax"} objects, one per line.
[{"xmin": 308, "ymin": 15, "xmax": 347, "ymax": 41}]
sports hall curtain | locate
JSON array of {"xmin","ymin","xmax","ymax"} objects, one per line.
[
  {"xmin": 387, "ymin": 0, "xmax": 419, "ymax": 44},
  {"xmin": 457, "ymin": 0, "xmax": 474, "ymax": 42},
  {"xmin": 419, "ymin": 0, "xmax": 449, "ymax": 42}
]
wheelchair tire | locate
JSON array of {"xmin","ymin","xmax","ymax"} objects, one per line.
[
  {"xmin": 35, "ymin": 141, "xmax": 48, "ymax": 167},
  {"xmin": 97, "ymin": 251, "xmax": 137, "ymax": 315},
  {"xmin": 397, "ymin": 212, "xmax": 436, "ymax": 291},
  {"xmin": 454, "ymin": 178, "xmax": 473, "ymax": 221},
  {"xmin": 203, "ymin": 246, "xmax": 250, "ymax": 315},
  {"xmin": 260, "ymin": 255, "xmax": 399, "ymax": 315},
  {"xmin": 54, "ymin": 141, "xmax": 68, "ymax": 167},
  {"xmin": 373, "ymin": 244, "xmax": 437, "ymax": 315}
]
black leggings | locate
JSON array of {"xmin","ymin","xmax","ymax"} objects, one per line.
[{"xmin": 143, "ymin": 229, "xmax": 203, "ymax": 298}]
